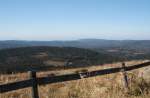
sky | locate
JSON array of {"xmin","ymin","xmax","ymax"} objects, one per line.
[{"xmin": 0, "ymin": 0, "xmax": 150, "ymax": 41}]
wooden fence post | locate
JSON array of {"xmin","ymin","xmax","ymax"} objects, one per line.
[
  {"xmin": 121, "ymin": 62, "xmax": 129, "ymax": 91},
  {"xmin": 29, "ymin": 71, "xmax": 39, "ymax": 98}
]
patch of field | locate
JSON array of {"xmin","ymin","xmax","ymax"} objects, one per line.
[
  {"xmin": 44, "ymin": 60, "xmax": 65, "ymax": 66},
  {"xmin": 0, "ymin": 60, "xmax": 150, "ymax": 98},
  {"xmin": 32, "ymin": 52, "xmax": 49, "ymax": 59}
]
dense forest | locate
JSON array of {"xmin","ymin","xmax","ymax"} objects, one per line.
[{"xmin": 0, "ymin": 46, "xmax": 119, "ymax": 73}]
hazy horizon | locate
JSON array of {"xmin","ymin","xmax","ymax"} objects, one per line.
[
  {"xmin": 0, "ymin": 0, "xmax": 150, "ymax": 40},
  {"xmin": 0, "ymin": 38, "xmax": 150, "ymax": 41}
]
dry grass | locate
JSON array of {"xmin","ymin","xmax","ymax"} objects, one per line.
[{"xmin": 0, "ymin": 60, "xmax": 150, "ymax": 98}]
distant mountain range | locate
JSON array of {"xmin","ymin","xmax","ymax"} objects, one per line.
[{"xmin": 0, "ymin": 39, "xmax": 150, "ymax": 49}]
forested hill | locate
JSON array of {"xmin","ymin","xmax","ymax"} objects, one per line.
[{"xmin": 0, "ymin": 46, "xmax": 117, "ymax": 73}]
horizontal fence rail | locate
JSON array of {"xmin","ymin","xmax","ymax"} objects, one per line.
[
  {"xmin": 0, "ymin": 62, "xmax": 150, "ymax": 94},
  {"xmin": 0, "ymin": 79, "xmax": 33, "ymax": 93}
]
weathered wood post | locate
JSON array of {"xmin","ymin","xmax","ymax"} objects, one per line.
[
  {"xmin": 121, "ymin": 62, "xmax": 129, "ymax": 91},
  {"xmin": 29, "ymin": 71, "xmax": 39, "ymax": 98}
]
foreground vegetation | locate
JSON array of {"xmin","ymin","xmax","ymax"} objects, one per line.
[{"xmin": 0, "ymin": 60, "xmax": 150, "ymax": 98}]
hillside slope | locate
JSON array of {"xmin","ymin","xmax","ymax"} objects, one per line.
[{"xmin": 0, "ymin": 60, "xmax": 149, "ymax": 98}]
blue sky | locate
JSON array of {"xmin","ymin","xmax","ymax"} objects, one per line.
[{"xmin": 0, "ymin": 0, "xmax": 150, "ymax": 40}]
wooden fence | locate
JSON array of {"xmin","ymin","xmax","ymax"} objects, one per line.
[{"xmin": 0, "ymin": 62, "xmax": 150, "ymax": 98}]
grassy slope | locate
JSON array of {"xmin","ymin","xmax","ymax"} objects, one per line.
[{"xmin": 0, "ymin": 60, "xmax": 150, "ymax": 98}]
